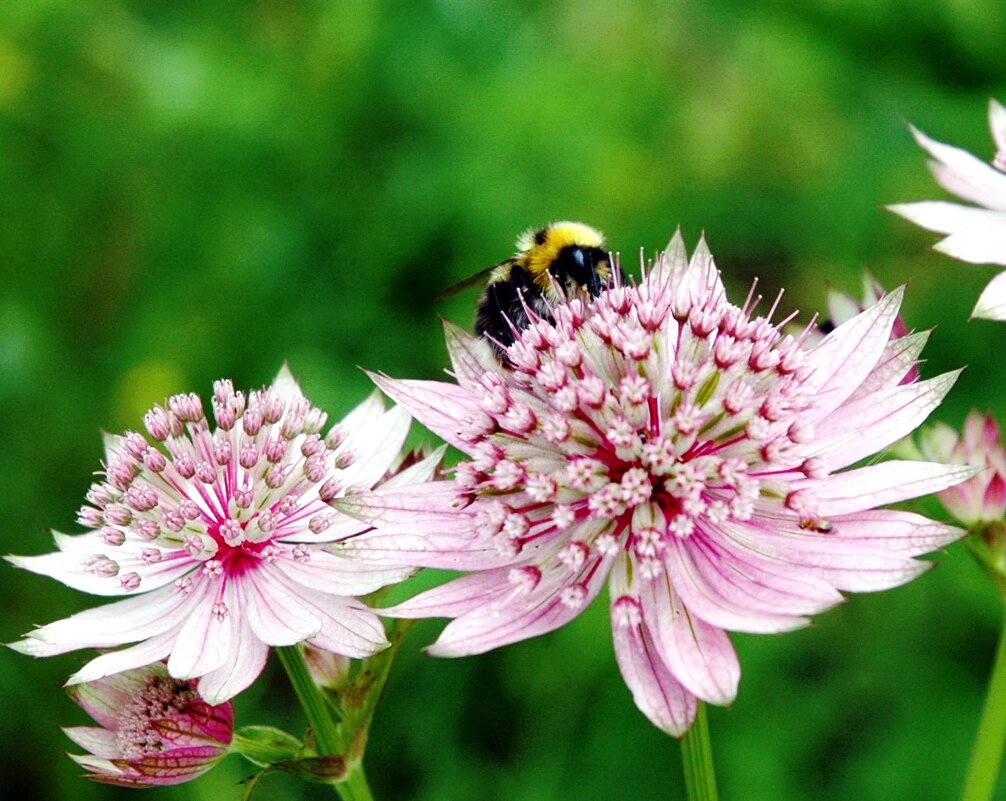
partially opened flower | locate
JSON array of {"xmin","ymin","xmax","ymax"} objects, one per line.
[
  {"xmin": 9, "ymin": 367, "xmax": 434, "ymax": 703},
  {"xmin": 919, "ymin": 411, "xmax": 1006, "ymax": 529},
  {"xmin": 340, "ymin": 233, "xmax": 972, "ymax": 736},
  {"xmin": 64, "ymin": 662, "xmax": 232, "ymax": 787},
  {"xmin": 890, "ymin": 98, "xmax": 1006, "ymax": 320}
]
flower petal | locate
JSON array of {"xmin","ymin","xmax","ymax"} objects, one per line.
[
  {"xmin": 382, "ymin": 570, "xmax": 514, "ymax": 619},
  {"xmin": 67, "ymin": 631, "xmax": 177, "ymax": 686},
  {"xmin": 63, "ymin": 726, "xmax": 121, "ymax": 759},
  {"xmin": 888, "ymin": 200, "xmax": 1006, "ymax": 236},
  {"xmin": 611, "ymin": 614, "xmax": 697, "ymax": 737},
  {"xmin": 640, "ymin": 573, "xmax": 740, "ymax": 705},
  {"xmin": 806, "ymin": 370, "xmax": 961, "ymax": 472},
  {"xmin": 973, "ymin": 270, "xmax": 1006, "ymax": 320},
  {"xmin": 802, "ymin": 288, "xmax": 904, "ymax": 419},
  {"xmin": 298, "ymin": 589, "xmax": 388, "ymax": 658},
  {"xmin": 367, "ymin": 373, "xmax": 484, "ymax": 455},
  {"xmin": 824, "ymin": 509, "xmax": 964, "ymax": 556},
  {"xmin": 910, "ymin": 125, "xmax": 1006, "ymax": 211},
  {"xmin": 278, "ymin": 548, "xmax": 414, "ymax": 596},
  {"xmin": 812, "ymin": 461, "xmax": 979, "ymax": 515},
  {"xmin": 196, "ymin": 614, "xmax": 269, "ymax": 705},
  {"xmin": 239, "ymin": 569, "xmax": 322, "ymax": 647}
]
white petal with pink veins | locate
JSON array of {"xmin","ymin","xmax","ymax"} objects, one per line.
[
  {"xmin": 66, "ymin": 631, "xmax": 177, "ymax": 686},
  {"xmin": 338, "ymin": 405, "xmax": 412, "ymax": 490},
  {"xmin": 12, "ymin": 583, "xmax": 192, "ymax": 652},
  {"xmin": 368, "ymin": 373, "xmax": 484, "ymax": 455},
  {"xmin": 612, "ymin": 614, "xmax": 696, "ymax": 737},
  {"xmin": 297, "ymin": 589, "xmax": 388, "ymax": 658},
  {"xmin": 803, "ymin": 289, "xmax": 903, "ymax": 420},
  {"xmin": 806, "ymin": 370, "xmax": 960, "ymax": 471},
  {"xmin": 383, "ymin": 569, "xmax": 514, "ymax": 619},
  {"xmin": 444, "ymin": 320, "xmax": 503, "ymax": 388},
  {"xmin": 167, "ymin": 584, "xmax": 232, "ymax": 679},
  {"xmin": 241, "ymin": 569, "xmax": 322, "ymax": 646},
  {"xmin": 429, "ymin": 563, "xmax": 607, "ymax": 657},
  {"xmin": 812, "ymin": 461, "xmax": 978, "ymax": 515},
  {"xmin": 640, "ymin": 573, "xmax": 739, "ymax": 705},
  {"xmin": 824, "ymin": 509, "xmax": 963, "ymax": 556},
  {"xmin": 277, "ymin": 548, "xmax": 414, "ymax": 596},
  {"xmin": 196, "ymin": 604, "xmax": 269, "ymax": 704},
  {"xmin": 660, "ymin": 539, "xmax": 808, "ymax": 633}
]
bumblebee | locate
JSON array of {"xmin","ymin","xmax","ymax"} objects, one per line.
[{"xmin": 443, "ymin": 221, "xmax": 615, "ymax": 360}]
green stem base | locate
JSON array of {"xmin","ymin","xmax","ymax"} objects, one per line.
[
  {"xmin": 961, "ymin": 605, "xmax": 1006, "ymax": 801},
  {"xmin": 681, "ymin": 702, "xmax": 719, "ymax": 801}
]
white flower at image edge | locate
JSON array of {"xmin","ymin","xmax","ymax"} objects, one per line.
[
  {"xmin": 890, "ymin": 98, "xmax": 1006, "ymax": 320},
  {"xmin": 8, "ymin": 367, "xmax": 436, "ymax": 703}
]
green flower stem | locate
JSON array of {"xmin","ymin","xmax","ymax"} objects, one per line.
[
  {"xmin": 276, "ymin": 644, "xmax": 343, "ymax": 756},
  {"xmin": 962, "ymin": 604, "xmax": 1006, "ymax": 801},
  {"xmin": 276, "ymin": 645, "xmax": 374, "ymax": 801},
  {"xmin": 681, "ymin": 702, "xmax": 719, "ymax": 801}
]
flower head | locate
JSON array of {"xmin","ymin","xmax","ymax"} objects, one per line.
[
  {"xmin": 9, "ymin": 367, "xmax": 435, "ymax": 703},
  {"xmin": 890, "ymin": 98, "xmax": 1006, "ymax": 320},
  {"xmin": 64, "ymin": 662, "xmax": 232, "ymax": 787},
  {"xmin": 342, "ymin": 233, "xmax": 972, "ymax": 736},
  {"xmin": 919, "ymin": 410, "xmax": 1006, "ymax": 528}
]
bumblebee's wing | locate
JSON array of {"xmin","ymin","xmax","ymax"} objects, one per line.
[{"xmin": 436, "ymin": 259, "xmax": 515, "ymax": 301}]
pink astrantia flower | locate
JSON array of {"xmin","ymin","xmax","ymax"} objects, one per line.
[
  {"xmin": 890, "ymin": 98, "xmax": 1006, "ymax": 320},
  {"xmin": 338, "ymin": 233, "xmax": 972, "ymax": 736},
  {"xmin": 9, "ymin": 367, "xmax": 435, "ymax": 703},
  {"xmin": 64, "ymin": 662, "xmax": 232, "ymax": 787},
  {"xmin": 919, "ymin": 411, "xmax": 1006, "ymax": 528}
]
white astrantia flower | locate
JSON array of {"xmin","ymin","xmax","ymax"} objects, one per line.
[
  {"xmin": 8, "ymin": 367, "xmax": 438, "ymax": 704},
  {"xmin": 890, "ymin": 98, "xmax": 1006, "ymax": 321}
]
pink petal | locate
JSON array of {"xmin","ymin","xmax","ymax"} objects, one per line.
[
  {"xmin": 973, "ymin": 270, "xmax": 1006, "ymax": 320},
  {"xmin": 382, "ymin": 570, "xmax": 514, "ymax": 618},
  {"xmin": 811, "ymin": 461, "xmax": 979, "ymax": 515},
  {"xmin": 367, "ymin": 373, "xmax": 483, "ymax": 455},
  {"xmin": 443, "ymin": 319, "xmax": 501, "ymax": 389},
  {"xmin": 847, "ymin": 330, "xmax": 930, "ymax": 401},
  {"xmin": 428, "ymin": 564, "xmax": 607, "ymax": 657},
  {"xmin": 910, "ymin": 125, "xmax": 1006, "ymax": 211},
  {"xmin": 341, "ymin": 528, "xmax": 510, "ymax": 569},
  {"xmin": 66, "ymin": 667, "xmax": 161, "ymax": 728},
  {"xmin": 803, "ymin": 289, "xmax": 904, "ymax": 420},
  {"xmin": 640, "ymin": 573, "xmax": 740, "ymax": 705},
  {"xmin": 824, "ymin": 509, "xmax": 964, "ymax": 556},
  {"xmin": 661, "ymin": 538, "xmax": 810, "ymax": 633},
  {"xmin": 717, "ymin": 520, "xmax": 931, "ymax": 593},
  {"xmin": 239, "ymin": 569, "xmax": 322, "ymax": 647},
  {"xmin": 808, "ymin": 370, "xmax": 960, "ymax": 471},
  {"xmin": 196, "ymin": 615, "xmax": 268, "ymax": 705},
  {"xmin": 331, "ymin": 480, "xmax": 474, "ymax": 528},
  {"xmin": 612, "ymin": 615, "xmax": 697, "ymax": 737}
]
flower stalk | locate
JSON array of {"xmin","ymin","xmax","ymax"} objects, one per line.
[
  {"xmin": 681, "ymin": 702, "xmax": 719, "ymax": 801},
  {"xmin": 961, "ymin": 602, "xmax": 1006, "ymax": 801}
]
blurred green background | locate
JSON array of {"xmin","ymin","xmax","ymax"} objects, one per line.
[{"xmin": 3, "ymin": 1, "xmax": 1005, "ymax": 799}]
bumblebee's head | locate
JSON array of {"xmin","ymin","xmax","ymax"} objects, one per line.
[{"xmin": 517, "ymin": 221, "xmax": 613, "ymax": 300}]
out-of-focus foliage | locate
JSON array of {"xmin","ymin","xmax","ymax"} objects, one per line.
[{"xmin": 2, "ymin": 1, "xmax": 1004, "ymax": 799}]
